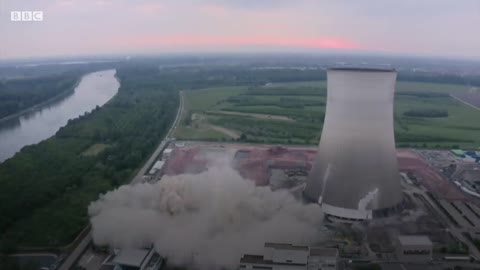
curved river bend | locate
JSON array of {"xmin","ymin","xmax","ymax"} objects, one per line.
[{"xmin": 0, "ymin": 69, "xmax": 120, "ymax": 163}]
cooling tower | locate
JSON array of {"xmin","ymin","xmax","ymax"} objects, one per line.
[{"xmin": 304, "ymin": 67, "xmax": 403, "ymax": 221}]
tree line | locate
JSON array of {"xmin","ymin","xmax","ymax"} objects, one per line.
[
  {"xmin": 403, "ymin": 109, "xmax": 449, "ymax": 118},
  {"xmin": 0, "ymin": 74, "xmax": 80, "ymax": 119},
  {"xmin": 0, "ymin": 64, "xmax": 178, "ymax": 249}
]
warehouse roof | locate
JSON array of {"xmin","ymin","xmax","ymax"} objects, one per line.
[
  {"xmin": 309, "ymin": 247, "xmax": 338, "ymax": 257},
  {"xmin": 451, "ymin": 149, "xmax": 465, "ymax": 155},
  {"xmin": 240, "ymin": 255, "xmax": 307, "ymax": 266},
  {"xmin": 398, "ymin": 235, "xmax": 432, "ymax": 246},
  {"xmin": 152, "ymin": 160, "xmax": 165, "ymax": 170},
  {"xmin": 112, "ymin": 248, "xmax": 151, "ymax": 267},
  {"xmin": 264, "ymin": 243, "xmax": 308, "ymax": 251},
  {"xmin": 329, "ymin": 67, "xmax": 395, "ymax": 72}
]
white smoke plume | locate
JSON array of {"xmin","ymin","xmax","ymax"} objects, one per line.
[{"xmin": 89, "ymin": 163, "xmax": 324, "ymax": 270}]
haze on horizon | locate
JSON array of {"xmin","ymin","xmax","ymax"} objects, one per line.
[{"xmin": 2, "ymin": 0, "xmax": 480, "ymax": 60}]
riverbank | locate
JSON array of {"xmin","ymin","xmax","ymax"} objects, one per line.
[
  {"xmin": 0, "ymin": 77, "xmax": 82, "ymax": 124},
  {"xmin": 0, "ymin": 67, "xmax": 178, "ymax": 248},
  {"xmin": 0, "ymin": 70, "xmax": 120, "ymax": 162}
]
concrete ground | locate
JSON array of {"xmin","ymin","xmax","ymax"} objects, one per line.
[{"xmin": 11, "ymin": 253, "xmax": 58, "ymax": 269}]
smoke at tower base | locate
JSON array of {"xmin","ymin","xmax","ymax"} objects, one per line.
[{"xmin": 88, "ymin": 165, "xmax": 324, "ymax": 270}]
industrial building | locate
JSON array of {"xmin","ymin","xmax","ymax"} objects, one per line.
[
  {"xmin": 148, "ymin": 160, "xmax": 165, "ymax": 175},
  {"xmin": 174, "ymin": 142, "xmax": 185, "ymax": 148},
  {"xmin": 240, "ymin": 243, "xmax": 338, "ymax": 270},
  {"xmin": 395, "ymin": 235, "xmax": 433, "ymax": 262},
  {"xmin": 433, "ymin": 198, "xmax": 480, "ymax": 239},
  {"xmin": 307, "ymin": 247, "xmax": 339, "ymax": 270},
  {"xmin": 108, "ymin": 248, "xmax": 164, "ymax": 270},
  {"xmin": 451, "ymin": 149, "xmax": 466, "ymax": 158},
  {"xmin": 162, "ymin": 148, "xmax": 173, "ymax": 160},
  {"xmin": 465, "ymin": 150, "xmax": 480, "ymax": 163},
  {"xmin": 304, "ymin": 68, "xmax": 403, "ymax": 221}
]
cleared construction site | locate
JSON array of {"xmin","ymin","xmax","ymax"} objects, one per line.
[{"xmin": 153, "ymin": 141, "xmax": 479, "ymax": 258}]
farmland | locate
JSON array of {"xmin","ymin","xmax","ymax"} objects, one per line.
[
  {"xmin": 175, "ymin": 81, "xmax": 480, "ymax": 148},
  {"xmin": 1, "ymin": 60, "xmax": 480, "ymax": 253}
]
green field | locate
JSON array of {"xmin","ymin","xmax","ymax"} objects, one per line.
[{"xmin": 175, "ymin": 81, "xmax": 480, "ymax": 148}]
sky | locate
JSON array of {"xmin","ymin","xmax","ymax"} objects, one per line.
[{"xmin": 1, "ymin": 0, "xmax": 480, "ymax": 60}]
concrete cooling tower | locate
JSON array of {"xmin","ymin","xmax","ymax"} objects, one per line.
[{"xmin": 304, "ymin": 67, "xmax": 403, "ymax": 222}]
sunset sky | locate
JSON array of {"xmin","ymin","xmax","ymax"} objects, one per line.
[{"xmin": 2, "ymin": 0, "xmax": 480, "ymax": 60}]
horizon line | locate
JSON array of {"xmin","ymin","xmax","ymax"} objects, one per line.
[{"xmin": 2, "ymin": 50, "xmax": 480, "ymax": 64}]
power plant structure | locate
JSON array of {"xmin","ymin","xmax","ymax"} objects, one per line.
[{"xmin": 304, "ymin": 67, "xmax": 403, "ymax": 222}]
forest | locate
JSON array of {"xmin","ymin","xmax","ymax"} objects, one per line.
[
  {"xmin": 0, "ymin": 74, "xmax": 80, "ymax": 119},
  {"xmin": 0, "ymin": 63, "xmax": 178, "ymax": 249}
]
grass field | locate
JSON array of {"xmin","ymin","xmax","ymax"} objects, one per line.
[
  {"xmin": 175, "ymin": 125, "xmax": 230, "ymax": 141},
  {"xmin": 174, "ymin": 80, "xmax": 480, "ymax": 148}
]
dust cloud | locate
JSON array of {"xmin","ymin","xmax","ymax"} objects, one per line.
[{"xmin": 89, "ymin": 161, "xmax": 324, "ymax": 270}]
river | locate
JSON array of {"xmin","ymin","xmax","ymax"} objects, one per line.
[{"xmin": 0, "ymin": 69, "xmax": 120, "ymax": 163}]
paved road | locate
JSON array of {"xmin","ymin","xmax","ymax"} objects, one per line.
[
  {"xmin": 58, "ymin": 233, "xmax": 92, "ymax": 270},
  {"xmin": 59, "ymin": 91, "xmax": 184, "ymax": 270},
  {"xmin": 450, "ymin": 94, "xmax": 480, "ymax": 111},
  {"xmin": 131, "ymin": 90, "xmax": 184, "ymax": 184}
]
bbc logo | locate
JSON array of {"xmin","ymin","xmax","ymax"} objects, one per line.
[{"xmin": 11, "ymin": 11, "xmax": 44, "ymax": 22}]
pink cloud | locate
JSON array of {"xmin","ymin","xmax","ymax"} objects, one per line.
[
  {"xmin": 134, "ymin": 3, "xmax": 165, "ymax": 15},
  {"xmin": 118, "ymin": 35, "xmax": 360, "ymax": 50},
  {"xmin": 200, "ymin": 4, "xmax": 229, "ymax": 17}
]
